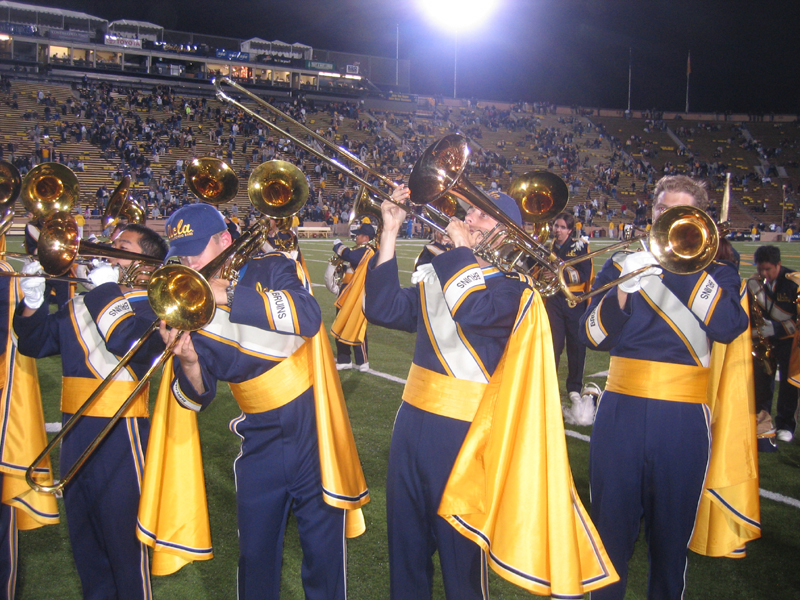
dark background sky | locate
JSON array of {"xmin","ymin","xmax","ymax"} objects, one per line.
[{"xmin": 19, "ymin": 0, "xmax": 800, "ymax": 114}]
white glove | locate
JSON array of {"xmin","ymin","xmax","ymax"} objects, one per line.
[
  {"xmin": 758, "ymin": 321, "xmax": 776, "ymax": 338},
  {"xmin": 20, "ymin": 261, "xmax": 45, "ymax": 309},
  {"xmin": 323, "ymin": 263, "xmax": 340, "ymax": 295},
  {"xmin": 88, "ymin": 264, "xmax": 120, "ymax": 288},
  {"xmin": 332, "ymin": 239, "xmax": 343, "ymax": 249},
  {"xmin": 618, "ymin": 251, "xmax": 662, "ymax": 294}
]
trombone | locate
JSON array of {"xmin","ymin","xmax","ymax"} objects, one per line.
[
  {"xmin": 0, "ymin": 160, "xmax": 22, "ymax": 236},
  {"xmin": 556, "ymin": 205, "xmax": 719, "ymax": 307},
  {"xmin": 26, "ymin": 159, "xmax": 308, "ymax": 494},
  {"xmin": 213, "ymin": 77, "xmax": 452, "ymax": 235},
  {"xmin": 101, "ymin": 175, "xmax": 147, "ymax": 232}
]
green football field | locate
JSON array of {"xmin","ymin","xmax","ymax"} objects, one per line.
[{"xmin": 10, "ymin": 237, "xmax": 800, "ymax": 599}]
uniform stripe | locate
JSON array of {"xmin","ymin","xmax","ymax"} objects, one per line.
[
  {"xmin": 689, "ymin": 273, "xmax": 721, "ymax": 325},
  {"xmin": 443, "ymin": 266, "xmax": 486, "ymax": 313},
  {"xmin": 584, "ymin": 300, "xmax": 608, "ymax": 346},
  {"xmin": 172, "ymin": 380, "xmax": 202, "ymax": 412},
  {"xmin": 200, "ymin": 308, "xmax": 305, "ymax": 360}
]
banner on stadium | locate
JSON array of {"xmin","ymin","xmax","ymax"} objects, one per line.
[
  {"xmin": 306, "ymin": 60, "xmax": 334, "ymax": 71},
  {"xmin": 105, "ymin": 35, "xmax": 142, "ymax": 49}
]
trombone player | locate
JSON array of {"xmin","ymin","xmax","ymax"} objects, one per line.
[
  {"xmin": 13, "ymin": 223, "xmax": 168, "ymax": 600},
  {"xmin": 578, "ymin": 175, "xmax": 751, "ymax": 600},
  {"xmin": 158, "ymin": 202, "xmax": 367, "ymax": 600}
]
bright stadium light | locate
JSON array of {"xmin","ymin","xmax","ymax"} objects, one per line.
[
  {"xmin": 417, "ymin": 0, "xmax": 499, "ymax": 33},
  {"xmin": 417, "ymin": 0, "xmax": 500, "ymax": 98}
]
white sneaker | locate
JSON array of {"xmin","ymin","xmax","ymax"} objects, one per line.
[
  {"xmin": 357, "ymin": 362, "xmax": 370, "ymax": 372},
  {"xmin": 336, "ymin": 362, "xmax": 353, "ymax": 371},
  {"xmin": 568, "ymin": 391, "xmax": 581, "ymax": 404},
  {"xmin": 776, "ymin": 429, "xmax": 794, "ymax": 443}
]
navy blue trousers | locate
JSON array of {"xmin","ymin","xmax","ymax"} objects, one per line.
[
  {"xmin": 546, "ymin": 297, "xmax": 587, "ymax": 394},
  {"xmin": 0, "ymin": 476, "xmax": 16, "ymax": 600},
  {"xmin": 753, "ymin": 337, "xmax": 798, "ymax": 432},
  {"xmin": 61, "ymin": 415, "xmax": 151, "ymax": 600},
  {"xmin": 589, "ymin": 393, "xmax": 710, "ymax": 600},
  {"xmin": 231, "ymin": 391, "xmax": 346, "ymax": 600},
  {"xmin": 387, "ymin": 402, "xmax": 488, "ymax": 600}
]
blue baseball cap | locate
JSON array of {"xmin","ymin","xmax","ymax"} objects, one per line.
[
  {"xmin": 164, "ymin": 202, "xmax": 227, "ymax": 259},
  {"xmin": 486, "ymin": 191, "xmax": 523, "ymax": 227}
]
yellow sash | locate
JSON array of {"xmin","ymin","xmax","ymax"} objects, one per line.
[
  {"xmin": 330, "ymin": 247, "xmax": 374, "ymax": 345},
  {"xmin": 607, "ymin": 356, "xmax": 709, "ymax": 403},
  {"xmin": 690, "ymin": 283, "xmax": 761, "ymax": 557},
  {"xmin": 402, "ymin": 363, "xmax": 485, "ymax": 422},
  {"xmin": 228, "ymin": 342, "xmax": 313, "ymax": 413},
  {"xmin": 61, "ymin": 377, "xmax": 150, "ymax": 417},
  {"xmin": 0, "ymin": 267, "xmax": 59, "ymax": 530},
  {"xmin": 438, "ymin": 289, "xmax": 619, "ymax": 596}
]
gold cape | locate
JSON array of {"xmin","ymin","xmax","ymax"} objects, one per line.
[
  {"xmin": 438, "ymin": 288, "xmax": 619, "ymax": 596},
  {"xmin": 0, "ymin": 258, "xmax": 59, "ymax": 530},
  {"xmin": 330, "ymin": 247, "xmax": 373, "ymax": 345},
  {"xmin": 690, "ymin": 284, "xmax": 761, "ymax": 557}
]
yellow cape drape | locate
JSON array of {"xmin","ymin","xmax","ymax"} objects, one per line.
[
  {"xmin": 137, "ymin": 358, "xmax": 213, "ymax": 576},
  {"xmin": 0, "ymin": 260, "xmax": 59, "ymax": 530},
  {"xmin": 690, "ymin": 285, "xmax": 761, "ymax": 557},
  {"xmin": 438, "ymin": 288, "xmax": 619, "ymax": 596},
  {"xmin": 330, "ymin": 248, "xmax": 373, "ymax": 345}
]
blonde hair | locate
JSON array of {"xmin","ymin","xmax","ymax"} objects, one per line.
[{"xmin": 653, "ymin": 175, "xmax": 708, "ymax": 210}]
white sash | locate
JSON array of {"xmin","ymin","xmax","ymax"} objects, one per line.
[
  {"xmin": 640, "ymin": 275, "xmax": 711, "ymax": 367},
  {"xmin": 200, "ymin": 307, "xmax": 305, "ymax": 360},
  {"xmin": 417, "ymin": 266, "xmax": 489, "ymax": 383}
]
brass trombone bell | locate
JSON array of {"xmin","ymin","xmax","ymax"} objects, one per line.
[
  {"xmin": 186, "ymin": 157, "xmax": 239, "ymax": 205},
  {"xmin": 102, "ymin": 176, "xmax": 146, "ymax": 230},
  {"xmin": 37, "ymin": 212, "xmax": 163, "ymax": 278},
  {"xmin": 649, "ymin": 205, "xmax": 717, "ymax": 274},
  {"xmin": 21, "ymin": 163, "xmax": 79, "ymax": 218},
  {"xmin": 0, "ymin": 160, "xmax": 22, "ymax": 206},
  {"xmin": 37, "ymin": 211, "xmax": 80, "ymax": 276},
  {"xmin": 0, "ymin": 160, "xmax": 20, "ymax": 236},
  {"xmin": 248, "ymin": 160, "xmax": 308, "ymax": 219},
  {"xmin": 508, "ymin": 171, "xmax": 569, "ymax": 224},
  {"xmin": 147, "ymin": 264, "xmax": 215, "ymax": 331}
]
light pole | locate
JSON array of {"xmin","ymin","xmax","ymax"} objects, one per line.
[{"xmin": 453, "ymin": 33, "xmax": 458, "ymax": 99}]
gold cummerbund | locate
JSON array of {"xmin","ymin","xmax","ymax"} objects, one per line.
[
  {"xmin": 228, "ymin": 342, "xmax": 313, "ymax": 413},
  {"xmin": 606, "ymin": 356, "xmax": 709, "ymax": 404},
  {"xmin": 402, "ymin": 363, "xmax": 487, "ymax": 422},
  {"xmin": 61, "ymin": 376, "xmax": 150, "ymax": 417}
]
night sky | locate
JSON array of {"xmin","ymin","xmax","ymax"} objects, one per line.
[{"xmin": 17, "ymin": 0, "xmax": 800, "ymax": 114}]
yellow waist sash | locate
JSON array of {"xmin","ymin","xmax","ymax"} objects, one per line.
[
  {"xmin": 607, "ymin": 356, "xmax": 709, "ymax": 403},
  {"xmin": 228, "ymin": 342, "xmax": 313, "ymax": 413},
  {"xmin": 61, "ymin": 377, "xmax": 150, "ymax": 417},
  {"xmin": 402, "ymin": 363, "xmax": 486, "ymax": 422}
]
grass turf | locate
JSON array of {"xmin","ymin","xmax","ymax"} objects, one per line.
[{"xmin": 10, "ymin": 237, "xmax": 800, "ymax": 599}]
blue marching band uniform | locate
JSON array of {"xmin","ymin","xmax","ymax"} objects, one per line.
[
  {"xmin": 331, "ymin": 240, "xmax": 373, "ymax": 367},
  {"xmin": 545, "ymin": 234, "xmax": 593, "ymax": 396},
  {"xmin": 365, "ymin": 246, "xmax": 527, "ymax": 599},
  {"xmin": 14, "ymin": 282, "xmax": 162, "ymax": 600},
  {"xmin": 579, "ymin": 250, "xmax": 751, "ymax": 600},
  {"xmin": 164, "ymin": 253, "xmax": 367, "ymax": 600}
]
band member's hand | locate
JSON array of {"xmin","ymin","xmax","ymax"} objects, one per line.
[
  {"xmin": 446, "ymin": 219, "xmax": 480, "ymax": 249},
  {"xmin": 20, "ymin": 260, "xmax": 46, "ymax": 309},
  {"xmin": 160, "ymin": 320, "xmax": 198, "ymax": 365},
  {"xmin": 381, "ymin": 197, "xmax": 407, "ymax": 235},
  {"xmin": 210, "ymin": 278, "xmax": 231, "ymax": 306},
  {"xmin": 88, "ymin": 264, "xmax": 120, "ymax": 287}
]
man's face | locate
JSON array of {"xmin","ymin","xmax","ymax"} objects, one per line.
[
  {"xmin": 179, "ymin": 231, "xmax": 232, "ymax": 271},
  {"xmin": 652, "ymin": 191, "xmax": 697, "ymax": 223},
  {"xmin": 355, "ymin": 233, "xmax": 370, "ymax": 246},
  {"xmin": 757, "ymin": 261, "xmax": 780, "ymax": 283},
  {"xmin": 464, "ymin": 208, "xmax": 499, "ymax": 236},
  {"xmin": 109, "ymin": 230, "xmax": 143, "ymax": 269}
]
